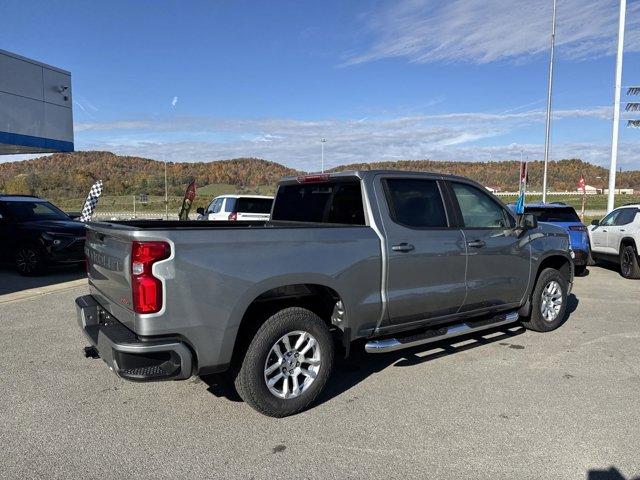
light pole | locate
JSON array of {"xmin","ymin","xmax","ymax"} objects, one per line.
[
  {"xmin": 164, "ymin": 159, "xmax": 168, "ymax": 220},
  {"xmin": 608, "ymin": 0, "xmax": 627, "ymax": 213},
  {"xmin": 320, "ymin": 138, "xmax": 326, "ymax": 173},
  {"xmin": 542, "ymin": 0, "xmax": 557, "ymax": 204}
]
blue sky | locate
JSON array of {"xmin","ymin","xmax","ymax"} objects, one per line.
[{"xmin": 3, "ymin": 0, "xmax": 640, "ymax": 170}]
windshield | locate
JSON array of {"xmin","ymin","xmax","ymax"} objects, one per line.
[
  {"xmin": 0, "ymin": 200, "xmax": 70, "ymax": 222},
  {"xmin": 526, "ymin": 206, "xmax": 580, "ymax": 223}
]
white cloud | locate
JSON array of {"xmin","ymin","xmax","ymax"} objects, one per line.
[
  {"xmin": 344, "ymin": 0, "xmax": 640, "ymax": 65},
  {"xmin": 171, "ymin": 96, "xmax": 178, "ymax": 108},
  {"xmin": 67, "ymin": 105, "xmax": 640, "ymax": 170}
]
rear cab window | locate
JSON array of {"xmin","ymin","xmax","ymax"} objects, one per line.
[{"xmin": 271, "ymin": 179, "xmax": 365, "ymax": 225}]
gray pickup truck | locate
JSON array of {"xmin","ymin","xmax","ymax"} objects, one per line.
[{"xmin": 77, "ymin": 170, "xmax": 573, "ymax": 417}]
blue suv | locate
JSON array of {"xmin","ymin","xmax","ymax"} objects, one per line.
[{"xmin": 509, "ymin": 202, "xmax": 589, "ymax": 275}]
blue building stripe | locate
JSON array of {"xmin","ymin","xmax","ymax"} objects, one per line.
[{"xmin": 0, "ymin": 130, "xmax": 74, "ymax": 152}]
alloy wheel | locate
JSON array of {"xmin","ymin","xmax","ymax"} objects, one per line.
[
  {"xmin": 540, "ymin": 280, "xmax": 563, "ymax": 322},
  {"xmin": 263, "ymin": 330, "xmax": 321, "ymax": 399},
  {"xmin": 621, "ymin": 249, "xmax": 633, "ymax": 277},
  {"xmin": 16, "ymin": 248, "xmax": 39, "ymax": 274}
]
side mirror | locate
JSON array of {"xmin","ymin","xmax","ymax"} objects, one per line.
[
  {"xmin": 590, "ymin": 219, "xmax": 600, "ymax": 226},
  {"xmin": 196, "ymin": 207, "xmax": 205, "ymax": 216},
  {"xmin": 519, "ymin": 213, "xmax": 537, "ymax": 229}
]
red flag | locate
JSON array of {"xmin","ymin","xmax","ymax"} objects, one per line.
[
  {"xmin": 178, "ymin": 180, "xmax": 197, "ymax": 220},
  {"xmin": 577, "ymin": 174, "xmax": 586, "ymax": 193}
]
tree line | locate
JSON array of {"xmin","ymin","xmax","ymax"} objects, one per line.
[{"xmin": 1, "ymin": 151, "xmax": 638, "ymax": 199}]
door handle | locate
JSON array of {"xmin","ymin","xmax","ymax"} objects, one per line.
[
  {"xmin": 392, "ymin": 242, "xmax": 415, "ymax": 252},
  {"xmin": 467, "ymin": 239, "xmax": 486, "ymax": 248},
  {"xmin": 602, "ymin": 229, "xmax": 608, "ymax": 232},
  {"xmin": 620, "ymin": 229, "xmax": 626, "ymax": 232}
]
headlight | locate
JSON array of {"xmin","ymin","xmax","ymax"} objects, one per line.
[{"xmin": 42, "ymin": 232, "xmax": 75, "ymax": 245}]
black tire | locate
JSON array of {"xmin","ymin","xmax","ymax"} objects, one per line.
[
  {"xmin": 586, "ymin": 240, "xmax": 596, "ymax": 266},
  {"xmin": 620, "ymin": 245, "xmax": 640, "ymax": 279},
  {"xmin": 521, "ymin": 268, "xmax": 569, "ymax": 332},
  {"xmin": 15, "ymin": 245, "xmax": 46, "ymax": 276},
  {"xmin": 574, "ymin": 264, "xmax": 587, "ymax": 277},
  {"xmin": 234, "ymin": 307, "xmax": 334, "ymax": 417}
]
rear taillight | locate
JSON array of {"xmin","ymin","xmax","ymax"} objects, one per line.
[
  {"xmin": 131, "ymin": 241, "xmax": 170, "ymax": 314},
  {"xmin": 228, "ymin": 211, "xmax": 237, "ymax": 221},
  {"xmin": 569, "ymin": 225, "xmax": 587, "ymax": 232}
]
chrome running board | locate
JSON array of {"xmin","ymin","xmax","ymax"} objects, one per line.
[{"xmin": 365, "ymin": 311, "xmax": 520, "ymax": 354}]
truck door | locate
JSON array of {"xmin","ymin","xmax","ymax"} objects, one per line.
[
  {"xmin": 448, "ymin": 181, "xmax": 530, "ymax": 313},
  {"xmin": 376, "ymin": 176, "xmax": 467, "ymax": 326}
]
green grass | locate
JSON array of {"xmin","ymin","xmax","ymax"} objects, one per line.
[{"xmin": 51, "ymin": 183, "xmax": 277, "ymax": 214}]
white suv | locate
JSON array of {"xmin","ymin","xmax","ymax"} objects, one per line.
[
  {"xmin": 588, "ymin": 203, "xmax": 640, "ymax": 279},
  {"xmin": 198, "ymin": 195, "xmax": 273, "ymax": 222}
]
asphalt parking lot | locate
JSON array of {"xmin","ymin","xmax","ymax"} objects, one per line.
[{"xmin": 1, "ymin": 266, "xmax": 639, "ymax": 480}]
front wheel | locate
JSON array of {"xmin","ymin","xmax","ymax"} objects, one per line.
[
  {"xmin": 521, "ymin": 268, "xmax": 569, "ymax": 332},
  {"xmin": 234, "ymin": 307, "xmax": 334, "ymax": 417},
  {"xmin": 620, "ymin": 245, "xmax": 640, "ymax": 279}
]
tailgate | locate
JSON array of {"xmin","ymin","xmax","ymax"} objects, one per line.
[{"xmin": 85, "ymin": 226, "xmax": 135, "ymax": 320}]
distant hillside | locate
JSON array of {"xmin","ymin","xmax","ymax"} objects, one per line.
[
  {"xmin": 330, "ymin": 159, "xmax": 640, "ymax": 192},
  {"xmin": 0, "ymin": 151, "xmax": 638, "ymax": 199},
  {"xmin": 0, "ymin": 151, "xmax": 300, "ymax": 198}
]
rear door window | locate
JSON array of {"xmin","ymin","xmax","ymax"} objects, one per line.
[
  {"xmin": 614, "ymin": 208, "xmax": 638, "ymax": 226},
  {"xmin": 383, "ymin": 178, "xmax": 448, "ymax": 228},
  {"xmin": 224, "ymin": 198, "xmax": 237, "ymax": 212},
  {"xmin": 271, "ymin": 180, "xmax": 365, "ymax": 225}
]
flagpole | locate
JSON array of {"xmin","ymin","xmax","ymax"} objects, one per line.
[
  {"xmin": 164, "ymin": 159, "xmax": 169, "ymax": 220},
  {"xmin": 607, "ymin": 0, "xmax": 627, "ymax": 213},
  {"xmin": 542, "ymin": 0, "xmax": 558, "ymax": 204}
]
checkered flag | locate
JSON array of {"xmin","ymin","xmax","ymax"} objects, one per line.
[{"xmin": 79, "ymin": 180, "xmax": 103, "ymax": 222}]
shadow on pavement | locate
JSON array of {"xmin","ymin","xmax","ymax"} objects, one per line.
[
  {"xmin": 587, "ymin": 467, "xmax": 640, "ymax": 480},
  {"xmin": 203, "ymin": 295, "xmax": 580, "ymax": 408},
  {"xmin": 0, "ymin": 264, "xmax": 85, "ymax": 296}
]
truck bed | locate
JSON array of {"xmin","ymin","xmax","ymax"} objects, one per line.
[{"xmin": 90, "ymin": 219, "xmax": 363, "ymax": 230}]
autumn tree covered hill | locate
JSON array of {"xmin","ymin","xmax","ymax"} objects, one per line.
[
  {"xmin": 0, "ymin": 151, "xmax": 299, "ymax": 198},
  {"xmin": 330, "ymin": 159, "xmax": 640, "ymax": 192},
  {"xmin": 0, "ymin": 151, "xmax": 638, "ymax": 198}
]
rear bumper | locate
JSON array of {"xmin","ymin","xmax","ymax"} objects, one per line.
[{"xmin": 75, "ymin": 295, "xmax": 193, "ymax": 381}]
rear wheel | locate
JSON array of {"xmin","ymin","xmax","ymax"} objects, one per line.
[
  {"xmin": 620, "ymin": 245, "xmax": 640, "ymax": 279},
  {"xmin": 521, "ymin": 268, "xmax": 568, "ymax": 332},
  {"xmin": 15, "ymin": 245, "xmax": 46, "ymax": 276},
  {"xmin": 234, "ymin": 307, "xmax": 334, "ymax": 417}
]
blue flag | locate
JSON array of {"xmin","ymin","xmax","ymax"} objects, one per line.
[{"xmin": 515, "ymin": 161, "xmax": 527, "ymax": 214}]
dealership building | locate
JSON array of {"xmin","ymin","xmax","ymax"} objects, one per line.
[{"xmin": 0, "ymin": 49, "xmax": 73, "ymax": 155}]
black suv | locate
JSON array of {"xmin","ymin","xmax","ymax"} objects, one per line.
[{"xmin": 0, "ymin": 195, "xmax": 86, "ymax": 275}]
